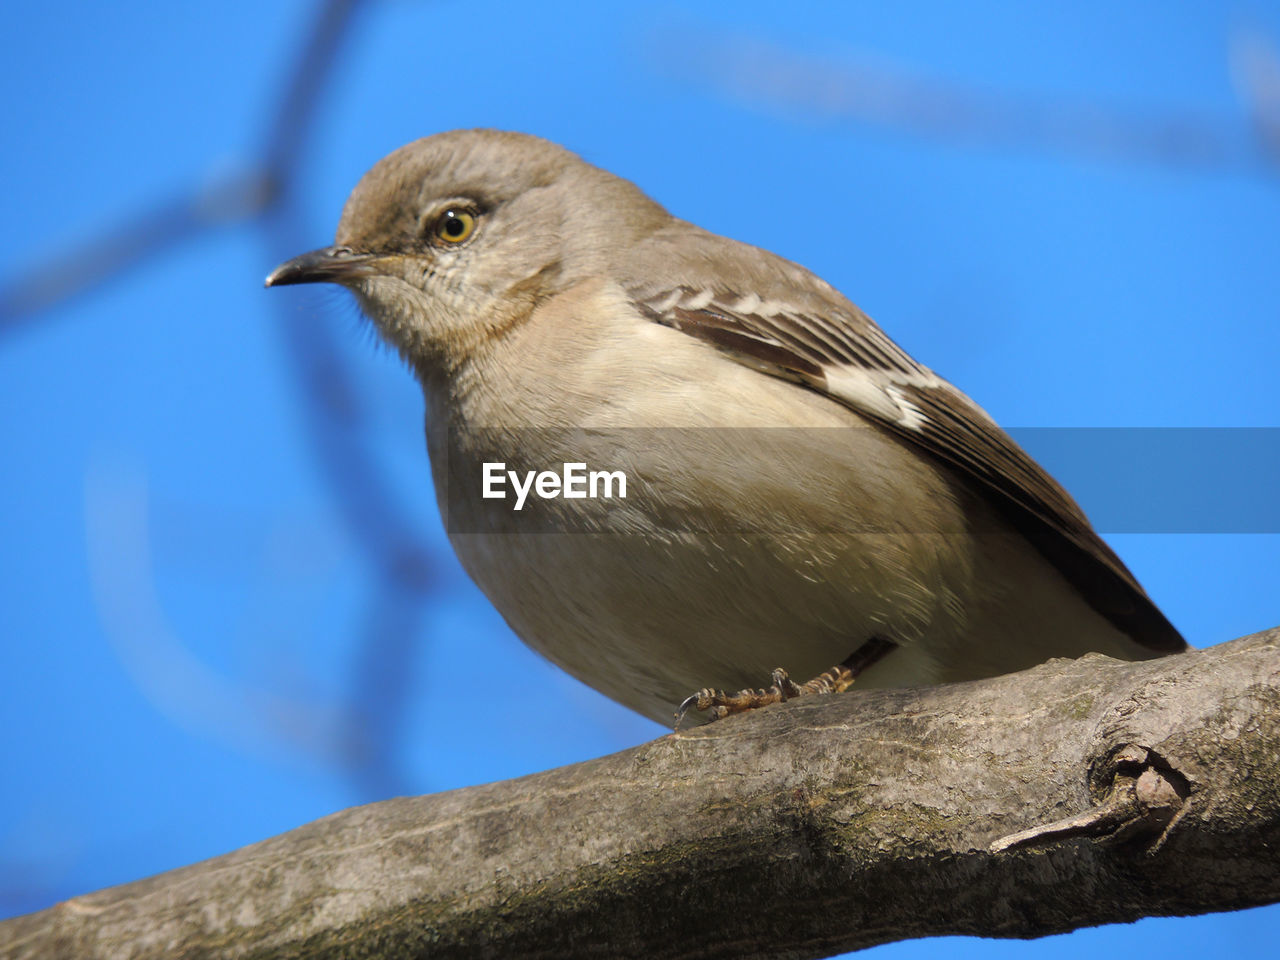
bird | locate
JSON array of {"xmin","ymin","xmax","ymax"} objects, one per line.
[{"xmin": 266, "ymin": 129, "xmax": 1186, "ymax": 727}]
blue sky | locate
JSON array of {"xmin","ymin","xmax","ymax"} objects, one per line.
[{"xmin": 1, "ymin": 1, "xmax": 1277, "ymax": 955}]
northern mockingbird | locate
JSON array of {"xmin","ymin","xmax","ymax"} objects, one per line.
[{"xmin": 266, "ymin": 129, "xmax": 1185, "ymax": 727}]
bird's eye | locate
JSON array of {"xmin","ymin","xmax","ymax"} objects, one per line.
[{"xmin": 433, "ymin": 208, "xmax": 477, "ymax": 244}]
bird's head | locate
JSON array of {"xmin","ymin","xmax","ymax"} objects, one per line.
[{"xmin": 266, "ymin": 129, "xmax": 668, "ymax": 371}]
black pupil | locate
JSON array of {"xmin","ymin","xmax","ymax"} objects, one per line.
[{"xmin": 443, "ymin": 213, "xmax": 465, "ymax": 237}]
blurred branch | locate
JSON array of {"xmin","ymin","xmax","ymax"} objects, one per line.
[
  {"xmin": 5, "ymin": 13, "xmax": 1276, "ymax": 326},
  {"xmin": 0, "ymin": 0, "xmax": 364, "ymax": 331},
  {"xmin": 3, "ymin": 629, "xmax": 1277, "ymax": 959},
  {"xmin": 0, "ymin": 170, "xmax": 274, "ymax": 333},
  {"xmin": 250, "ymin": 0, "xmax": 439, "ymax": 586},
  {"xmin": 262, "ymin": 0, "xmax": 362, "ymax": 182},
  {"xmin": 0, "ymin": 0, "xmax": 438, "ymax": 794},
  {"xmin": 650, "ymin": 22, "xmax": 1280, "ymax": 177},
  {"xmin": 254, "ymin": 0, "xmax": 438, "ymax": 797}
]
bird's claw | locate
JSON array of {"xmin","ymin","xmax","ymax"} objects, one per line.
[{"xmin": 673, "ymin": 669, "xmax": 800, "ymax": 730}]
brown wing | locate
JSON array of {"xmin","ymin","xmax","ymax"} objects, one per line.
[{"xmin": 629, "ymin": 281, "xmax": 1185, "ymax": 653}]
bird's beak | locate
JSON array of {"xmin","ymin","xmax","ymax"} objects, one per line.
[{"xmin": 264, "ymin": 246, "xmax": 383, "ymax": 288}]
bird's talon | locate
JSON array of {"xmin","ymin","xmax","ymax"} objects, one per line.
[{"xmin": 673, "ymin": 646, "xmax": 897, "ymax": 729}]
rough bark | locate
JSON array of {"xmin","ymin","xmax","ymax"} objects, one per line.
[{"xmin": 2, "ymin": 628, "xmax": 1278, "ymax": 960}]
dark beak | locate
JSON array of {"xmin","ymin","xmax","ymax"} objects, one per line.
[{"xmin": 264, "ymin": 246, "xmax": 382, "ymax": 288}]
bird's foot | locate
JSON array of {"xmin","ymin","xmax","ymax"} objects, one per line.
[{"xmin": 674, "ymin": 663, "xmax": 858, "ymax": 730}]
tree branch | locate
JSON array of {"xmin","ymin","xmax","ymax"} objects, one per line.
[{"xmin": 3, "ymin": 628, "xmax": 1277, "ymax": 960}]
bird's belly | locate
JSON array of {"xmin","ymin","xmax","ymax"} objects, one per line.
[
  {"xmin": 431, "ymin": 315, "xmax": 1143, "ymax": 725},
  {"xmin": 448, "ymin": 528, "xmax": 934, "ymax": 722},
  {"xmin": 440, "ymin": 420, "xmax": 1136, "ymax": 725}
]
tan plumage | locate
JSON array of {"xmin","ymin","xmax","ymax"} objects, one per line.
[{"xmin": 267, "ymin": 129, "xmax": 1185, "ymax": 726}]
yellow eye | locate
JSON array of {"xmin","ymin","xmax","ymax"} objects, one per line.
[{"xmin": 434, "ymin": 208, "xmax": 477, "ymax": 244}]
